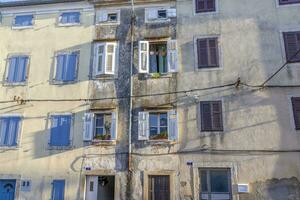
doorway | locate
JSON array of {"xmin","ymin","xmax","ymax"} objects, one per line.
[
  {"xmin": 86, "ymin": 175, "xmax": 115, "ymax": 200},
  {"xmin": 0, "ymin": 180, "xmax": 16, "ymax": 200}
]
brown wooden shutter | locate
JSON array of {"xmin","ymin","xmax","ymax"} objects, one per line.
[
  {"xmin": 292, "ymin": 97, "xmax": 300, "ymax": 130},
  {"xmin": 283, "ymin": 32, "xmax": 300, "ymax": 62},
  {"xmin": 212, "ymin": 101, "xmax": 223, "ymax": 131},
  {"xmin": 208, "ymin": 38, "xmax": 219, "ymax": 67},
  {"xmin": 201, "ymin": 102, "xmax": 212, "ymax": 131},
  {"xmin": 196, "ymin": 0, "xmax": 205, "ymax": 13},
  {"xmin": 197, "ymin": 39, "xmax": 209, "ymax": 68},
  {"xmin": 196, "ymin": 0, "xmax": 216, "ymax": 13},
  {"xmin": 207, "ymin": 0, "xmax": 215, "ymax": 10}
]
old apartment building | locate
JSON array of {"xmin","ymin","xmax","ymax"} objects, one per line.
[{"xmin": 1, "ymin": 0, "xmax": 300, "ymax": 199}]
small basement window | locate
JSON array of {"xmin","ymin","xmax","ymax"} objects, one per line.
[
  {"xmin": 149, "ymin": 112, "xmax": 168, "ymax": 140},
  {"xmin": 107, "ymin": 13, "xmax": 118, "ymax": 22},
  {"xmin": 157, "ymin": 10, "xmax": 167, "ymax": 19},
  {"xmin": 149, "ymin": 42, "xmax": 167, "ymax": 73}
]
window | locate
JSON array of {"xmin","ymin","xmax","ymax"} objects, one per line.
[
  {"xmin": 6, "ymin": 56, "xmax": 28, "ymax": 84},
  {"xmin": 49, "ymin": 115, "xmax": 71, "ymax": 147},
  {"xmin": 59, "ymin": 12, "xmax": 80, "ymax": 25},
  {"xmin": 138, "ymin": 110, "xmax": 178, "ymax": 141},
  {"xmin": 199, "ymin": 169, "xmax": 231, "ymax": 200},
  {"xmin": 283, "ymin": 32, "xmax": 300, "ymax": 63},
  {"xmin": 149, "ymin": 113, "xmax": 168, "ymax": 140},
  {"xmin": 54, "ymin": 52, "xmax": 79, "ymax": 82},
  {"xmin": 83, "ymin": 112, "xmax": 116, "ymax": 141},
  {"xmin": 98, "ymin": 10, "xmax": 120, "ymax": 24},
  {"xmin": 291, "ymin": 97, "xmax": 300, "ymax": 130},
  {"xmin": 195, "ymin": 0, "xmax": 216, "ymax": 13},
  {"xmin": 13, "ymin": 15, "xmax": 33, "ymax": 27},
  {"xmin": 197, "ymin": 37, "xmax": 219, "ymax": 69},
  {"xmin": 148, "ymin": 175, "xmax": 170, "ymax": 200},
  {"xmin": 200, "ymin": 101, "xmax": 223, "ymax": 132},
  {"xmin": 0, "ymin": 116, "xmax": 21, "ymax": 147},
  {"xmin": 145, "ymin": 8, "xmax": 176, "ymax": 22},
  {"xmin": 51, "ymin": 180, "xmax": 65, "ymax": 200},
  {"xmin": 94, "ymin": 42, "xmax": 117, "ymax": 76},
  {"xmin": 279, "ymin": 0, "xmax": 300, "ymax": 5},
  {"xmin": 139, "ymin": 40, "xmax": 178, "ymax": 74}
]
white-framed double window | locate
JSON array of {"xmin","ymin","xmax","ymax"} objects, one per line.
[
  {"xmin": 93, "ymin": 42, "xmax": 117, "ymax": 76},
  {"xmin": 12, "ymin": 14, "xmax": 34, "ymax": 29},
  {"xmin": 138, "ymin": 40, "xmax": 178, "ymax": 74},
  {"xmin": 83, "ymin": 112, "xmax": 117, "ymax": 141},
  {"xmin": 58, "ymin": 11, "xmax": 81, "ymax": 26},
  {"xmin": 145, "ymin": 7, "xmax": 176, "ymax": 22},
  {"xmin": 138, "ymin": 110, "xmax": 178, "ymax": 141},
  {"xmin": 97, "ymin": 10, "xmax": 120, "ymax": 25}
]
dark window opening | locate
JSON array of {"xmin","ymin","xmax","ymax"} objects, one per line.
[
  {"xmin": 279, "ymin": 0, "xmax": 300, "ymax": 5},
  {"xmin": 158, "ymin": 10, "xmax": 167, "ymax": 19},
  {"xmin": 149, "ymin": 175, "xmax": 170, "ymax": 200},
  {"xmin": 149, "ymin": 42, "xmax": 168, "ymax": 73},
  {"xmin": 195, "ymin": 0, "xmax": 216, "ymax": 13},
  {"xmin": 149, "ymin": 112, "xmax": 168, "ymax": 140},
  {"xmin": 107, "ymin": 13, "xmax": 118, "ymax": 22}
]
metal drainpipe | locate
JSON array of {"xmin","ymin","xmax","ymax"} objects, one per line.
[{"xmin": 128, "ymin": 0, "xmax": 135, "ymax": 172}]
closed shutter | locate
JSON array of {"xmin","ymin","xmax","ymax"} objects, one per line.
[
  {"xmin": 138, "ymin": 112, "xmax": 149, "ymax": 140},
  {"xmin": 201, "ymin": 102, "xmax": 212, "ymax": 131},
  {"xmin": 65, "ymin": 52, "xmax": 78, "ymax": 81},
  {"xmin": 283, "ymin": 32, "xmax": 300, "ymax": 62},
  {"xmin": 110, "ymin": 112, "xmax": 117, "ymax": 140},
  {"xmin": 212, "ymin": 101, "xmax": 223, "ymax": 131},
  {"xmin": 50, "ymin": 115, "xmax": 71, "ymax": 146},
  {"xmin": 196, "ymin": 0, "xmax": 216, "ymax": 13},
  {"xmin": 292, "ymin": 97, "xmax": 300, "ymax": 130},
  {"xmin": 168, "ymin": 110, "xmax": 178, "ymax": 141},
  {"xmin": 98, "ymin": 11, "xmax": 108, "ymax": 22},
  {"xmin": 147, "ymin": 8, "xmax": 158, "ymax": 20},
  {"xmin": 0, "ymin": 117, "xmax": 20, "ymax": 146},
  {"xmin": 197, "ymin": 39, "xmax": 208, "ymax": 68},
  {"xmin": 83, "ymin": 113, "xmax": 94, "ymax": 141},
  {"xmin": 138, "ymin": 41, "xmax": 149, "ymax": 73},
  {"xmin": 167, "ymin": 40, "xmax": 178, "ymax": 72},
  {"xmin": 51, "ymin": 180, "xmax": 65, "ymax": 200},
  {"xmin": 208, "ymin": 38, "xmax": 219, "ymax": 66},
  {"xmin": 7, "ymin": 56, "xmax": 28, "ymax": 83},
  {"xmin": 197, "ymin": 38, "xmax": 218, "ymax": 68}
]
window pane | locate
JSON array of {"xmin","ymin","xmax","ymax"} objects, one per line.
[
  {"xmin": 149, "ymin": 114, "xmax": 158, "ymax": 127},
  {"xmin": 158, "ymin": 10, "xmax": 167, "ymax": 18},
  {"xmin": 95, "ymin": 127, "xmax": 104, "ymax": 135},
  {"xmin": 106, "ymin": 54, "xmax": 113, "ymax": 72},
  {"xmin": 200, "ymin": 170, "xmax": 208, "ymax": 192},
  {"xmin": 15, "ymin": 15, "xmax": 33, "ymax": 26},
  {"xmin": 95, "ymin": 114, "xmax": 104, "ymax": 126},
  {"xmin": 160, "ymin": 113, "xmax": 168, "ymax": 126},
  {"xmin": 210, "ymin": 170, "xmax": 229, "ymax": 193},
  {"xmin": 60, "ymin": 12, "xmax": 80, "ymax": 24}
]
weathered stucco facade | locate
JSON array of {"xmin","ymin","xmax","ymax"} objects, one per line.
[{"xmin": 1, "ymin": 0, "xmax": 300, "ymax": 199}]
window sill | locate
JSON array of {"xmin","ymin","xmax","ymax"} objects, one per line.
[
  {"xmin": 144, "ymin": 73, "xmax": 173, "ymax": 79},
  {"xmin": 50, "ymin": 80, "xmax": 78, "ymax": 85},
  {"xmin": 12, "ymin": 26, "xmax": 34, "ymax": 30},
  {"xmin": 48, "ymin": 145, "xmax": 73, "ymax": 150},
  {"xmin": 194, "ymin": 10, "xmax": 218, "ymax": 16},
  {"xmin": 96, "ymin": 22, "xmax": 120, "ymax": 26},
  {"xmin": 93, "ymin": 74, "xmax": 116, "ymax": 80},
  {"xmin": 91, "ymin": 140, "xmax": 116, "ymax": 146},
  {"xmin": 57, "ymin": 23, "xmax": 81, "ymax": 27},
  {"xmin": 146, "ymin": 140, "xmax": 176, "ymax": 145},
  {"xmin": 0, "ymin": 146, "xmax": 18, "ymax": 150},
  {"xmin": 145, "ymin": 19, "xmax": 171, "ymax": 24},
  {"xmin": 277, "ymin": 3, "xmax": 300, "ymax": 8},
  {"xmin": 196, "ymin": 66, "xmax": 222, "ymax": 72},
  {"xmin": 3, "ymin": 82, "xmax": 27, "ymax": 87}
]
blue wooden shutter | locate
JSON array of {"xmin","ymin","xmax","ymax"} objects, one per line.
[
  {"xmin": 7, "ymin": 57, "xmax": 18, "ymax": 83},
  {"xmin": 51, "ymin": 180, "xmax": 65, "ymax": 200},
  {"xmin": 17, "ymin": 56, "xmax": 28, "ymax": 82},
  {"xmin": 0, "ymin": 117, "xmax": 20, "ymax": 146},
  {"xmin": 168, "ymin": 110, "xmax": 178, "ymax": 141},
  {"xmin": 55, "ymin": 55, "xmax": 66, "ymax": 81},
  {"xmin": 50, "ymin": 115, "xmax": 71, "ymax": 146},
  {"xmin": 65, "ymin": 53, "xmax": 77, "ymax": 81},
  {"xmin": 14, "ymin": 15, "xmax": 33, "ymax": 26}
]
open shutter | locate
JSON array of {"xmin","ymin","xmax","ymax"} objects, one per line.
[
  {"xmin": 138, "ymin": 41, "xmax": 149, "ymax": 73},
  {"xmin": 51, "ymin": 180, "xmax": 65, "ymax": 200},
  {"xmin": 167, "ymin": 40, "xmax": 178, "ymax": 72},
  {"xmin": 83, "ymin": 113, "xmax": 94, "ymax": 141},
  {"xmin": 138, "ymin": 112, "xmax": 149, "ymax": 140},
  {"xmin": 147, "ymin": 8, "xmax": 158, "ymax": 20},
  {"xmin": 98, "ymin": 11, "xmax": 108, "ymax": 22},
  {"xmin": 7, "ymin": 57, "xmax": 17, "ymax": 82},
  {"xmin": 110, "ymin": 112, "xmax": 117, "ymax": 140},
  {"xmin": 105, "ymin": 43, "xmax": 116, "ymax": 75},
  {"xmin": 168, "ymin": 110, "xmax": 178, "ymax": 141},
  {"xmin": 167, "ymin": 8, "xmax": 176, "ymax": 18}
]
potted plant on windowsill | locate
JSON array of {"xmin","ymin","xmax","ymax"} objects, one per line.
[{"xmin": 151, "ymin": 72, "xmax": 161, "ymax": 78}]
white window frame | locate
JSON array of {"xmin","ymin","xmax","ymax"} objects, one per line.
[
  {"xmin": 145, "ymin": 7, "xmax": 175, "ymax": 23},
  {"xmin": 149, "ymin": 112, "xmax": 169, "ymax": 141},
  {"xmin": 47, "ymin": 113, "xmax": 74, "ymax": 149},
  {"xmin": 92, "ymin": 111, "xmax": 117, "ymax": 142},
  {"xmin": 93, "ymin": 42, "xmax": 117, "ymax": 77},
  {"xmin": 58, "ymin": 11, "xmax": 81, "ymax": 27},
  {"xmin": 96, "ymin": 9, "xmax": 121, "ymax": 25},
  {"xmin": 12, "ymin": 13, "xmax": 34, "ymax": 29},
  {"xmin": 0, "ymin": 113, "xmax": 23, "ymax": 149}
]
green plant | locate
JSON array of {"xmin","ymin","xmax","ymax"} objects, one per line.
[{"xmin": 151, "ymin": 72, "xmax": 161, "ymax": 78}]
